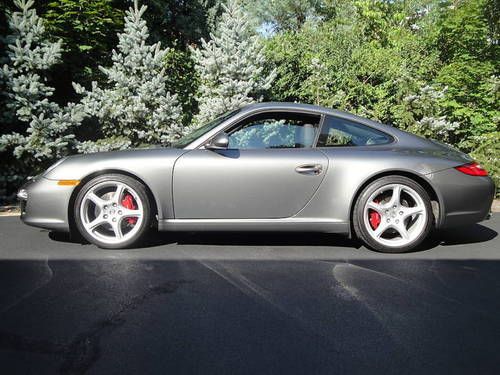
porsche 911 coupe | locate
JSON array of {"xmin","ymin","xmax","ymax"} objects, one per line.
[{"xmin": 18, "ymin": 102, "xmax": 495, "ymax": 252}]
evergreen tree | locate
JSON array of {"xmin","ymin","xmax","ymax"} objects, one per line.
[
  {"xmin": 191, "ymin": 0, "xmax": 276, "ymax": 124},
  {"xmin": 0, "ymin": 0, "xmax": 84, "ymax": 168},
  {"xmin": 74, "ymin": 0, "xmax": 184, "ymax": 151}
]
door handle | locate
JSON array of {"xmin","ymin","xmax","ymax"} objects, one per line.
[{"xmin": 295, "ymin": 164, "xmax": 323, "ymax": 175}]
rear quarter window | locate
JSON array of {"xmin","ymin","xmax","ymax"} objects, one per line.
[{"xmin": 317, "ymin": 115, "xmax": 392, "ymax": 147}]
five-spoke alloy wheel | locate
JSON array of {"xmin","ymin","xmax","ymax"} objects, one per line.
[
  {"xmin": 74, "ymin": 174, "xmax": 152, "ymax": 249},
  {"xmin": 353, "ymin": 176, "xmax": 433, "ymax": 253}
]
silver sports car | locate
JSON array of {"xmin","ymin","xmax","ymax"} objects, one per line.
[{"xmin": 18, "ymin": 102, "xmax": 495, "ymax": 252}]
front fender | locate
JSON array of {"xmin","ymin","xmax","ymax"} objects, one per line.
[{"xmin": 44, "ymin": 148, "xmax": 187, "ymax": 220}]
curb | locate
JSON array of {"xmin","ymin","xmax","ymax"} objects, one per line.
[
  {"xmin": 492, "ymin": 199, "xmax": 500, "ymax": 213},
  {"xmin": 0, "ymin": 206, "xmax": 20, "ymax": 217},
  {"xmin": 0, "ymin": 212, "xmax": 20, "ymax": 217}
]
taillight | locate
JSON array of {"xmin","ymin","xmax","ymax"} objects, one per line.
[{"xmin": 455, "ymin": 162, "xmax": 488, "ymax": 176}]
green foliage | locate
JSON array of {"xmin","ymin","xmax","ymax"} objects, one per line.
[
  {"xmin": 0, "ymin": 0, "xmax": 84, "ymax": 168},
  {"xmin": 470, "ymin": 132, "xmax": 500, "ymax": 192},
  {"xmin": 191, "ymin": 0, "xmax": 275, "ymax": 124},
  {"xmin": 76, "ymin": 135, "xmax": 132, "ymax": 153},
  {"xmin": 74, "ymin": 1, "xmax": 185, "ymax": 150},
  {"xmin": 243, "ymin": 0, "xmax": 325, "ymax": 31},
  {"xmin": 43, "ymin": 0, "xmax": 125, "ymax": 97},
  {"xmin": 401, "ymin": 85, "xmax": 459, "ymax": 144},
  {"xmin": 164, "ymin": 48, "xmax": 199, "ymax": 125},
  {"xmin": 0, "ymin": 0, "xmax": 85, "ymax": 202},
  {"xmin": 264, "ymin": 0, "xmax": 438, "ymax": 121},
  {"xmin": 437, "ymin": 0, "xmax": 495, "ymax": 63},
  {"xmin": 434, "ymin": 0, "xmax": 499, "ymax": 150},
  {"xmin": 137, "ymin": 0, "xmax": 224, "ymax": 47}
]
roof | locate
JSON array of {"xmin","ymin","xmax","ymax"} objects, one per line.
[
  {"xmin": 241, "ymin": 102, "xmax": 338, "ymax": 115},
  {"xmin": 239, "ymin": 102, "xmax": 386, "ymax": 130}
]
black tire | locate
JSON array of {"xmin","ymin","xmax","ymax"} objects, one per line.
[
  {"xmin": 74, "ymin": 174, "xmax": 152, "ymax": 249},
  {"xmin": 353, "ymin": 176, "xmax": 433, "ymax": 253}
]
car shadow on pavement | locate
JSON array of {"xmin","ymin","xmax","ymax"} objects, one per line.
[
  {"xmin": 436, "ymin": 224, "xmax": 498, "ymax": 245},
  {"xmin": 48, "ymin": 222, "xmax": 498, "ymax": 252},
  {"xmin": 49, "ymin": 230, "xmax": 363, "ymax": 249}
]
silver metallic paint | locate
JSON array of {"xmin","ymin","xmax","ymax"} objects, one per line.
[
  {"xmin": 19, "ymin": 102, "xmax": 495, "ymax": 234},
  {"xmin": 43, "ymin": 148, "xmax": 187, "ymax": 222},
  {"xmin": 20, "ymin": 177, "xmax": 74, "ymax": 230},
  {"xmin": 173, "ymin": 148, "xmax": 328, "ymax": 219}
]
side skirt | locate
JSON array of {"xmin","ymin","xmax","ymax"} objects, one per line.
[{"xmin": 158, "ymin": 218, "xmax": 349, "ymax": 233}]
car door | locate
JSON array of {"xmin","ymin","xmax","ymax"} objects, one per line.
[{"xmin": 172, "ymin": 111, "xmax": 329, "ymax": 219}]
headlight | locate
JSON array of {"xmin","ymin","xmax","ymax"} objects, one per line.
[{"xmin": 43, "ymin": 157, "xmax": 67, "ymax": 176}]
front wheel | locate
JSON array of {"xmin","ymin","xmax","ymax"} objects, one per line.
[
  {"xmin": 74, "ymin": 174, "xmax": 152, "ymax": 249},
  {"xmin": 353, "ymin": 176, "xmax": 433, "ymax": 253}
]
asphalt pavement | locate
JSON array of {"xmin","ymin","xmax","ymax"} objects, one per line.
[{"xmin": 0, "ymin": 215, "xmax": 499, "ymax": 375}]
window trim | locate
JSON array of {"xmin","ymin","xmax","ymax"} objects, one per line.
[{"xmin": 316, "ymin": 115, "xmax": 395, "ymax": 148}]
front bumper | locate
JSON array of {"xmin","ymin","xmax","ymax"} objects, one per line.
[
  {"xmin": 18, "ymin": 177, "xmax": 76, "ymax": 232},
  {"xmin": 429, "ymin": 168, "xmax": 495, "ymax": 228}
]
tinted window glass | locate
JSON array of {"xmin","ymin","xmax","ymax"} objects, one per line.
[
  {"xmin": 317, "ymin": 116, "xmax": 392, "ymax": 147},
  {"xmin": 228, "ymin": 112, "xmax": 321, "ymax": 149}
]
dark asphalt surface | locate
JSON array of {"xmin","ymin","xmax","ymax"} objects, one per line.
[{"xmin": 0, "ymin": 215, "xmax": 499, "ymax": 375}]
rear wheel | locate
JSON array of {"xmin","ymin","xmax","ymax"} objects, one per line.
[
  {"xmin": 353, "ymin": 176, "xmax": 433, "ymax": 253},
  {"xmin": 74, "ymin": 174, "xmax": 152, "ymax": 249}
]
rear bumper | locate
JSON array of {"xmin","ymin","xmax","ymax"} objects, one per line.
[
  {"xmin": 429, "ymin": 168, "xmax": 495, "ymax": 229},
  {"xmin": 18, "ymin": 177, "xmax": 75, "ymax": 232}
]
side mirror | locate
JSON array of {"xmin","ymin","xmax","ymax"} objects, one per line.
[{"xmin": 205, "ymin": 132, "xmax": 229, "ymax": 150}]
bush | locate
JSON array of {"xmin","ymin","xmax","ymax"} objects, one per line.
[{"xmin": 470, "ymin": 132, "xmax": 500, "ymax": 196}]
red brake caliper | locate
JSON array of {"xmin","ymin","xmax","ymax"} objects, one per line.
[
  {"xmin": 121, "ymin": 194, "xmax": 137, "ymax": 225},
  {"xmin": 369, "ymin": 199, "xmax": 381, "ymax": 230}
]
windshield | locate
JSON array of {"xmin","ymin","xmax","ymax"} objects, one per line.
[{"xmin": 172, "ymin": 109, "xmax": 241, "ymax": 148}]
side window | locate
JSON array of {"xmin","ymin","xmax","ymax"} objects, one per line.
[
  {"xmin": 317, "ymin": 116, "xmax": 392, "ymax": 147},
  {"xmin": 228, "ymin": 112, "xmax": 321, "ymax": 149}
]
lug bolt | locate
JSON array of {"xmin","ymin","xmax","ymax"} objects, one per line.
[
  {"xmin": 396, "ymin": 219, "xmax": 399, "ymax": 224},
  {"xmin": 103, "ymin": 205, "xmax": 107, "ymax": 210},
  {"xmin": 393, "ymin": 205, "xmax": 397, "ymax": 209},
  {"xmin": 399, "ymin": 211, "xmax": 403, "ymax": 215},
  {"xmin": 113, "ymin": 203, "xmax": 117, "ymax": 207},
  {"xmin": 103, "ymin": 214, "xmax": 108, "ymax": 219},
  {"xmin": 386, "ymin": 219, "xmax": 390, "ymax": 223},
  {"xmin": 112, "ymin": 218, "xmax": 117, "ymax": 222},
  {"xmin": 385, "ymin": 210, "xmax": 389, "ymax": 214},
  {"xmin": 118, "ymin": 210, "xmax": 122, "ymax": 215}
]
